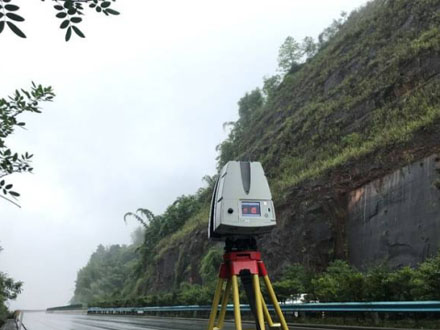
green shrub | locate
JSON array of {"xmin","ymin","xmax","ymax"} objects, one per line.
[
  {"xmin": 273, "ymin": 264, "xmax": 312, "ymax": 302},
  {"xmin": 311, "ymin": 260, "xmax": 365, "ymax": 302},
  {"xmin": 412, "ymin": 254, "xmax": 440, "ymax": 300}
]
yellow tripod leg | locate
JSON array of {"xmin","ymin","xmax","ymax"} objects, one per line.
[
  {"xmin": 215, "ymin": 279, "xmax": 232, "ymax": 330},
  {"xmin": 208, "ymin": 278, "xmax": 224, "ymax": 330},
  {"xmin": 231, "ymin": 275, "xmax": 242, "ymax": 330},
  {"xmin": 252, "ymin": 274, "xmax": 266, "ymax": 330},
  {"xmin": 262, "ymin": 296, "xmax": 280, "ymax": 328},
  {"xmin": 263, "ymin": 275, "xmax": 289, "ymax": 330}
]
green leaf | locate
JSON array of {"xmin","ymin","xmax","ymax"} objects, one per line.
[
  {"xmin": 101, "ymin": 2, "xmax": 111, "ymax": 8},
  {"xmin": 72, "ymin": 25, "xmax": 85, "ymax": 38},
  {"xmin": 70, "ymin": 17, "xmax": 82, "ymax": 24},
  {"xmin": 0, "ymin": 21, "xmax": 4, "ymax": 34},
  {"xmin": 105, "ymin": 8, "xmax": 120, "ymax": 15},
  {"xmin": 6, "ymin": 12, "xmax": 25, "ymax": 22},
  {"xmin": 54, "ymin": 5, "xmax": 64, "ymax": 11},
  {"xmin": 65, "ymin": 26, "xmax": 72, "ymax": 41},
  {"xmin": 5, "ymin": 4, "xmax": 19, "ymax": 11},
  {"xmin": 9, "ymin": 191, "xmax": 20, "ymax": 197},
  {"xmin": 5, "ymin": 184, "xmax": 12, "ymax": 189},
  {"xmin": 6, "ymin": 21, "xmax": 26, "ymax": 38},
  {"xmin": 63, "ymin": 0, "xmax": 73, "ymax": 9},
  {"xmin": 56, "ymin": 12, "xmax": 67, "ymax": 19},
  {"xmin": 60, "ymin": 20, "xmax": 69, "ymax": 29}
]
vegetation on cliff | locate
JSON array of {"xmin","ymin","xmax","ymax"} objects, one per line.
[
  {"xmin": 217, "ymin": 0, "xmax": 440, "ymax": 198},
  {"xmin": 73, "ymin": 250, "xmax": 440, "ymax": 306},
  {"xmin": 72, "ymin": 0, "xmax": 440, "ymax": 305}
]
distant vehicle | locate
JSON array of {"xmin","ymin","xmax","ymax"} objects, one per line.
[{"xmin": 282, "ymin": 293, "xmax": 307, "ymax": 305}]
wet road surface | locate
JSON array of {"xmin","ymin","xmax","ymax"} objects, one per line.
[
  {"xmin": 22, "ymin": 312, "xmax": 343, "ymax": 330},
  {"xmin": 22, "ymin": 312, "xmax": 235, "ymax": 330}
]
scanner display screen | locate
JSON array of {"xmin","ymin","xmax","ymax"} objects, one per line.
[{"xmin": 241, "ymin": 202, "xmax": 261, "ymax": 216}]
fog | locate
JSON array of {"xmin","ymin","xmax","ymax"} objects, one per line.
[{"xmin": 0, "ymin": 0, "xmax": 367, "ymax": 309}]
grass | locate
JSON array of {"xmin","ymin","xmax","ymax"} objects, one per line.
[{"xmin": 278, "ymin": 100, "xmax": 440, "ymax": 191}]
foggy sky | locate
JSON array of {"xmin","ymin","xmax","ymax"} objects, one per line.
[{"xmin": 0, "ymin": 0, "xmax": 368, "ymax": 310}]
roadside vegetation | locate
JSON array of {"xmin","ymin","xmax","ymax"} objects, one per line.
[
  {"xmin": 73, "ymin": 251, "xmax": 440, "ymax": 307},
  {"xmin": 0, "ymin": 249, "xmax": 22, "ymax": 326},
  {"xmin": 274, "ymin": 253, "xmax": 440, "ymax": 303}
]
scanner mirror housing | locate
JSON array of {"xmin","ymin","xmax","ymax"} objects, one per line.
[{"xmin": 208, "ymin": 161, "xmax": 276, "ymax": 240}]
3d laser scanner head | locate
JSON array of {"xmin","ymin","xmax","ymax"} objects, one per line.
[{"xmin": 208, "ymin": 161, "xmax": 276, "ymax": 240}]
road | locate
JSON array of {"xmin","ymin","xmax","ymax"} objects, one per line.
[
  {"xmin": 23, "ymin": 312, "xmax": 238, "ymax": 330},
  {"xmin": 21, "ymin": 312, "xmax": 360, "ymax": 330}
]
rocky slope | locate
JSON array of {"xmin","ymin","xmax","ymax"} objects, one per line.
[
  {"xmin": 149, "ymin": 0, "xmax": 440, "ymax": 292},
  {"xmin": 72, "ymin": 0, "xmax": 440, "ymax": 300}
]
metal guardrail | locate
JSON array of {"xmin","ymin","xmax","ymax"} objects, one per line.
[
  {"xmin": 282, "ymin": 301, "xmax": 440, "ymax": 312},
  {"xmin": 88, "ymin": 301, "xmax": 440, "ymax": 314}
]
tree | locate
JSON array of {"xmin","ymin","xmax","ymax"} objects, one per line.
[
  {"xmin": 302, "ymin": 36, "xmax": 318, "ymax": 58},
  {"xmin": 0, "ymin": 0, "xmax": 120, "ymax": 41},
  {"xmin": 277, "ymin": 36, "xmax": 319, "ymax": 74},
  {"xmin": 237, "ymin": 89, "xmax": 264, "ymax": 121},
  {"xmin": 71, "ymin": 244, "xmax": 137, "ymax": 304},
  {"xmin": 262, "ymin": 75, "xmax": 281, "ymax": 100},
  {"xmin": 0, "ymin": 248, "xmax": 22, "ymax": 324},
  {"xmin": 124, "ymin": 208, "xmax": 155, "ymax": 229},
  {"xmin": 317, "ymin": 11, "xmax": 347, "ymax": 46},
  {"xmin": 277, "ymin": 36, "xmax": 302, "ymax": 74},
  {"xmin": 0, "ymin": 83, "xmax": 55, "ymax": 207}
]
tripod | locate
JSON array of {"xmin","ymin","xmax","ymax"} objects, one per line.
[{"xmin": 207, "ymin": 238, "xmax": 289, "ymax": 330}]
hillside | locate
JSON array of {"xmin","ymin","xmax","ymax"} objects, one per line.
[{"xmin": 72, "ymin": 0, "xmax": 440, "ymax": 305}]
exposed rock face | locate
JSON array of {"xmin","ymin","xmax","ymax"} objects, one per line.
[
  {"xmin": 347, "ymin": 154, "xmax": 440, "ymax": 269},
  {"xmin": 152, "ymin": 227, "xmax": 210, "ymax": 292},
  {"xmin": 150, "ymin": 154, "xmax": 440, "ymax": 291},
  {"xmin": 259, "ymin": 195, "xmax": 347, "ymax": 276}
]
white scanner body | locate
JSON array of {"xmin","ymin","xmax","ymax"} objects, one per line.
[{"xmin": 209, "ymin": 161, "xmax": 276, "ymax": 240}]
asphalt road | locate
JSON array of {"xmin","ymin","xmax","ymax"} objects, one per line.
[
  {"xmin": 22, "ymin": 312, "xmax": 357, "ymax": 330},
  {"xmin": 23, "ymin": 312, "xmax": 241, "ymax": 330}
]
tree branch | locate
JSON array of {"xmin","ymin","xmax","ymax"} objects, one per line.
[{"xmin": 0, "ymin": 194, "xmax": 21, "ymax": 208}]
